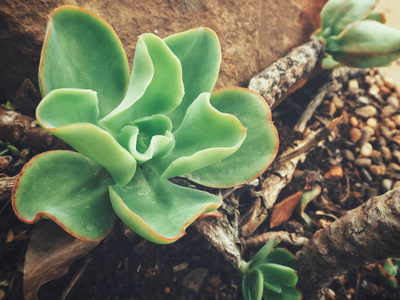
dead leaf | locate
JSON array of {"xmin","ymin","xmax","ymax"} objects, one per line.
[
  {"xmin": 298, "ymin": 184, "xmax": 322, "ymax": 226},
  {"xmin": 24, "ymin": 220, "xmax": 100, "ymax": 300},
  {"xmin": 324, "ymin": 165, "xmax": 344, "ymax": 179},
  {"xmin": 270, "ymin": 191, "xmax": 303, "ymax": 228}
]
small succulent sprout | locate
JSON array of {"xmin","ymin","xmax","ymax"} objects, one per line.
[
  {"xmin": 239, "ymin": 239, "xmax": 301, "ymax": 300},
  {"xmin": 376, "ymin": 258, "xmax": 400, "ymax": 289},
  {"xmin": 0, "ymin": 141, "xmax": 20, "ymax": 157},
  {"xmin": 12, "ymin": 6, "xmax": 279, "ymax": 244},
  {"xmin": 318, "ymin": 0, "xmax": 400, "ymax": 68}
]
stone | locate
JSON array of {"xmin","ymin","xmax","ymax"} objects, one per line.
[
  {"xmin": 342, "ymin": 149, "xmax": 355, "ymax": 161},
  {"xmin": 382, "ymin": 178, "xmax": 393, "ymax": 192},
  {"xmin": 366, "ymin": 118, "xmax": 378, "ymax": 128},
  {"xmin": 349, "ymin": 127, "xmax": 362, "ymax": 142},
  {"xmin": 381, "ymin": 146, "xmax": 392, "ymax": 161},
  {"xmin": 355, "ymin": 105, "xmax": 377, "ymax": 118},
  {"xmin": 387, "ymin": 95, "xmax": 399, "ymax": 108},
  {"xmin": 360, "ymin": 143, "xmax": 373, "ymax": 157},
  {"xmin": 355, "ymin": 158, "xmax": 372, "ymax": 167},
  {"xmin": 0, "ymin": 0, "xmax": 326, "ymax": 101},
  {"xmin": 368, "ymin": 84, "xmax": 380, "ymax": 97},
  {"xmin": 369, "ymin": 164, "xmax": 386, "ymax": 176},
  {"xmin": 382, "ymin": 105, "xmax": 397, "ymax": 117},
  {"xmin": 348, "ymin": 79, "xmax": 359, "ymax": 94},
  {"xmin": 349, "ymin": 116, "xmax": 359, "ymax": 127},
  {"xmin": 357, "ymin": 96, "xmax": 369, "ymax": 105},
  {"xmin": 392, "ymin": 114, "xmax": 400, "ymax": 127}
]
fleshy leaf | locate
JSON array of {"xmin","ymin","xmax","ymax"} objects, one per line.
[
  {"xmin": 101, "ymin": 33, "xmax": 184, "ymax": 134},
  {"xmin": 36, "ymin": 89, "xmax": 137, "ymax": 186},
  {"xmin": 109, "ymin": 166, "xmax": 222, "ymax": 244},
  {"xmin": 258, "ymin": 263, "xmax": 298, "ymax": 287},
  {"xmin": 364, "ymin": 11, "xmax": 386, "ymax": 23},
  {"xmin": 39, "ymin": 5, "xmax": 129, "ymax": 118},
  {"xmin": 265, "ymin": 248, "xmax": 297, "ymax": 269},
  {"xmin": 321, "ymin": 0, "xmax": 377, "ymax": 37},
  {"xmin": 262, "ymin": 286, "xmax": 301, "ymax": 300},
  {"xmin": 188, "ymin": 88, "xmax": 279, "ymax": 187},
  {"xmin": 164, "ymin": 27, "xmax": 221, "ymax": 130},
  {"xmin": 152, "ymin": 92, "xmax": 246, "ymax": 179},
  {"xmin": 12, "ymin": 151, "xmax": 115, "ymax": 240},
  {"xmin": 248, "ymin": 239, "xmax": 279, "ymax": 270},
  {"xmin": 321, "ymin": 54, "xmax": 342, "ymax": 69},
  {"xmin": 242, "ymin": 269, "xmax": 264, "ymax": 300},
  {"xmin": 326, "ymin": 21, "xmax": 400, "ymax": 68}
]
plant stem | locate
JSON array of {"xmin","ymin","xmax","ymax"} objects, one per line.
[{"xmin": 297, "ymin": 188, "xmax": 400, "ymax": 299}]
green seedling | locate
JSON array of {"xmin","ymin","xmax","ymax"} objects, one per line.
[
  {"xmin": 12, "ymin": 6, "xmax": 279, "ymax": 244},
  {"xmin": 376, "ymin": 258, "xmax": 400, "ymax": 289},
  {"xmin": 0, "ymin": 140, "xmax": 20, "ymax": 157},
  {"xmin": 315, "ymin": 0, "xmax": 400, "ymax": 68},
  {"xmin": 239, "ymin": 239, "xmax": 301, "ymax": 300}
]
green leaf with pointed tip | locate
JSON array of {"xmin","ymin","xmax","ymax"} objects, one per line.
[
  {"xmin": 242, "ymin": 269, "xmax": 264, "ymax": 300},
  {"xmin": 259, "ymin": 263, "xmax": 298, "ymax": 287},
  {"xmin": 265, "ymin": 248, "xmax": 297, "ymax": 270},
  {"xmin": 248, "ymin": 239, "xmax": 279, "ymax": 270},
  {"xmin": 152, "ymin": 92, "xmax": 246, "ymax": 179},
  {"xmin": 262, "ymin": 286, "xmax": 301, "ymax": 300},
  {"xmin": 39, "ymin": 5, "xmax": 129, "ymax": 118},
  {"xmin": 263, "ymin": 281, "xmax": 282, "ymax": 294},
  {"xmin": 188, "ymin": 88, "xmax": 279, "ymax": 187},
  {"xmin": 116, "ymin": 125, "xmax": 174, "ymax": 163},
  {"xmin": 364, "ymin": 11, "xmax": 386, "ymax": 23},
  {"xmin": 326, "ymin": 21, "xmax": 400, "ymax": 68},
  {"xmin": 165, "ymin": 27, "xmax": 221, "ymax": 130},
  {"xmin": 321, "ymin": 54, "xmax": 343, "ymax": 69},
  {"xmin": 101, "ymin": 33, "xmax": 184, "ymax": 134},
  {"xmin": 36, "ymin": 89, "xmax": 136, "ymax": 186},
  {"xmin": 12, "ymin": 151, "xmax": 115, "ymax": 241},
  {"xmin": 109, "ymin": 166, "xmax": 221, "ymax": 244},
  {"xmin": 321, "ymin": 0, "xmax": 377, "ymax": 38}
]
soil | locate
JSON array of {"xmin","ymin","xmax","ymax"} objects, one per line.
[{"xmin": 1, "ymin": 67, "xmax": 400, "ymax": 300}]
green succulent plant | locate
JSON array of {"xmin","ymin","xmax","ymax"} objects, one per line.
[
  {"xmin": 376, "ymin": 258, "xmax": 400, "ymax": 289},
  {"xmin": 239, "ymin": 239, "xmax": 301, "ymax": 300},
  {"xmin": 316, "ymin": 0, "xmax": 400, "ymax": 68},
  {"xmin": 11, "ymin": 6, "xmax": 279, "ymax": 244}
]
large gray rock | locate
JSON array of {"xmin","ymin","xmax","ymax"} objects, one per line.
[{"xmin": 0, "ymin": 0, "xmax": 326, "ymax": 101}]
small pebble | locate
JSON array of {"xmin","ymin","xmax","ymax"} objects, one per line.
[
  {"xmin": 349, "ymin": 79, "xmax": 359, "ymax": 94},
  {"xmin": 369, "ymin": 164, "xmax": 386, "ymax": 176},
  {"xmin": 360, "ymin": 143, "xmax": 373, "ymax": 157},
  {"xmin": 389, "ymin": 163, "xmax": 400, "ymax": 171},
  {"xmin": 392, "ymin": 115, "xmax": 400, "ymax": 127},
  {"xmin": 387, "ymin": 95, "xmax": 399, "ymax": 108},
  {"xmin": 366, "ymin": 118, "xmax": 378, "ymax": 128},
  {"xmin": 392, "ymin": 135, "xmax": 400, "ymax": 146},
  {"xmin": 382, "ymin": 105, "xmax": 397, "ymax": 117},
  {"xmin": 350, "ymin": 116, "xmax": 359, "ymax": 127},
  {"xmin": 382, "ymin": 179, "xmax": 393, "ymax": 192},
  {"xmin": 359, "ymin": 128, "xmax": 373, "ymax": 146},
  {"xmin": 357, "ymin": 96, "xmax": 370, "ymax": 105},
  {"xmin": 360, "ymin": 168, "xmax": 373, "ymax": 183},
  {"xmin": 385, "ymin": 119, "xmax": 397, "ymax": 129},
  {"xmin": 355, "ymin": 105, "xmax": 377, "ymax": 118},
  {"xmin": 342, "ymin": 149, "xmax": 355, "ymax": 161},
  {"xmin": 368, "ymin": 84, "xmax": 380, "ymax": 97},
  {"xmin": 349, "ymin": 127, "xmax": 362, "ymax": 142},
  {"xmin": 355, "ymin": 158, "xmax": 372, "ymax": 167},
  {"xmin": 384, "ymin": 76, "xmax": 396, "ymax": 89},
  {"xmin": 393, "ymin": 150, "xmax": 400, "ymax": 160},
  {"xmin": 394, "ymin": 181, "xmax": 400, "ymax": 189},
  {"xmin": 381, "ymin": 146, "xmax": 392, "ymax": 160},
  {"xmin": 366, "ymin": 187, "xmax": 379, "ymax": 198},
  {"xmin": 365, "ymin": 75, "xmax": 375, "ymax": 85},
  {"xmin": 380, "ymin": 126, "xmax": 394, "ymax": 139},
  {"xmin": 324, "ymin": 165, "xmax": 344, "ymax": 179}
]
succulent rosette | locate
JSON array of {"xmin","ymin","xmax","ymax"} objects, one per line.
[{"xmin": 12, "ymin": 6, "xmax": 278, "ymax": 244}]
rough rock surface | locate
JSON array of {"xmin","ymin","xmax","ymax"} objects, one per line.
[{"xmin": 0, "ymin": 0, "xmax": 326, "ymax": 100}]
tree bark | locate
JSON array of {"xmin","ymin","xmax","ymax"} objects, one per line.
[
  {"xmin": 297, "ymin": 188, "xmax": 400, "ymax": 299},
  {"xmin": 248, "ymin": 39, "xmax": 325, "ymax": 108}
]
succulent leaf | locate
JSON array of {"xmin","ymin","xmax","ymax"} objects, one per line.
[
  {"xmin": 265, "ymin": 248, "xmax": 297, "ymax": 269},
  {"xmin": 258, "ymin": 263, "xmax": 298, "ymax": 287},
  {"xmin": 36, "ymin": 89, "xmax": 137, "ymax": 186},
  {"xmin": 153, "ymin": 92, "xmax": 247, "ymax": 179},
  {"xmin": 262, "ymin": 286, "xmax": 302, "ymax": 300},
  {"xmin": 326, "ymin": 21, "xmax": 400, "ymax": 68},
  {"xmin": 242, "ymin": 269, "xmax": 264, "ymax": 300},
  {"xmin": 101, "ymin": 33, "xmax": 184, "ymax": 134},
  {"xmin": 321, "ymin": 0, "xmax": 377, "ymax": 37},
  {"xmin": 363, "ymin": 11, "xmax": 386, "ymax": 23},
  {"xmin": 248, "ymin": 239, "xmax": 278, "ymax": 270},
  {"xmin": 109, "ymin": 166, "xmax": 221, "ymax": 244},
  {"xmin": 188, "ymin": 88, "xmax": 279, "ymax": 187},
  {"xmin": 165, "ymin": 27, "xmax": 221, "ymax": 130},
  {"xmin": 12, "ymin": 151, "xmax": 115, "ymax": 240},
  {"xmin": 39, "ymin": 5, "xmax": 130, "ymax": 118}
]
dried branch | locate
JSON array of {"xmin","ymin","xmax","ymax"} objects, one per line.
[
  {"xmin": 0, "ymin": 175, "xmax": 16, "ymax": 202},
  {"xmin": 297, "ymin": 188, "xmax": 400, "ymax": 300},
  {"xmin": 0, "ymin": 107, "xmax": 69, "ymax": 151},
  {"xmin": 248, "ymin": 39, "xmax": 325, "ymax": 108},
  {"xmin": 241, "ymin": 231, "xmax": 308, "ymax": 249}
]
